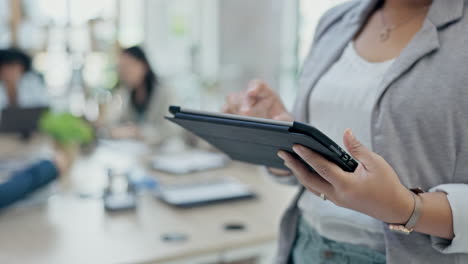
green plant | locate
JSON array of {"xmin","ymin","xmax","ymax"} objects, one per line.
[{"xmin": 39, "ymin": 112, "xmax": 94, "ymax": 146}]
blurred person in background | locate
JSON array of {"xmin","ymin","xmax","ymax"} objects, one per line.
[
  {"xmin": 107, "ymin": 46, "xmax": 173, "ymax": 145},
  {"xmin": 0, "ymin": 150, "xmax": 73, "ymax": 210},
  {"xmin": 0, "ymin": 48, "xmax": 49, "ymax": 110}
]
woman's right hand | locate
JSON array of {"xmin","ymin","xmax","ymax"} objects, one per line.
[
  {"xmin": 222, "ymin": 80, "xmax": 293, "ymax": 122},
  {"xmin": 222, "ymin": 80, "xmax": 294, "ymax": 176}
]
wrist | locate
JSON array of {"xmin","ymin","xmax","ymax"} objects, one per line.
[
  {"xmin": 388, "ymin": 188, "xmax": 426, "ymax": 235},
  {"xmin": 414, "ymin": 192, "xmax": 454, "ymax": 239},
  {"xmin": 386, "ymin": 187, "xmax": 415, "ymax": 224}
]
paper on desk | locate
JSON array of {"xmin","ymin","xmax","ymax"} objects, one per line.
[
  {"xmin": 99, "ymin": 139, "xmax": 151, "ymax": 156},
  {"xmin": 152, "ymin": 150, "xmax": 229, "ymax": 174}
]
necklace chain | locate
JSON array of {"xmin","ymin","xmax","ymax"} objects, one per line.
[{"xmin": 379, "ymin": 5, "xmax": 430, "ymax": 42}]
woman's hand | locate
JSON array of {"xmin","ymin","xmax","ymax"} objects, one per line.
[
  {"xmin": 223, "ymin": 80, "xmax": 294, "ymax": 176},
  {"xmin": 222, "ymin": 80, "xmax": 293, "ymax": 121},
  {"xmin": 278, "ymin": 129, "xmax": 415, "ymax": 224}
]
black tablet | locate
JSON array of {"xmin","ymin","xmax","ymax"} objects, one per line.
[{"xmin": 166, "ymin": 106, "xmax": 358, "ymax": 172}]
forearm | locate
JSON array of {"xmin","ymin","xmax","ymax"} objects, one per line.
[
  {"xmin": 0, "ymin": 160, "xmax": 59, "ymax": 209},
  {"xmin": 412, "ymin": 192, "xmax": 454, "ymax": 240}
]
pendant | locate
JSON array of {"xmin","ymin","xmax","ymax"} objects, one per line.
[{"xmin": 379, "ymin": 28, "xmax": 391, "ymax": 42}]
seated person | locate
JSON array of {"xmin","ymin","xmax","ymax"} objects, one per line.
[
  {"xmin": 0, "ymin": 48, "xmax": 49, "ymax": 110},
  {"xmin": 105, "ymin": 46, "xmax": 175, "ymax": 145},
  {"xmin": 0, "ymin": 150, "xmax": 71, "ymax": 209}
]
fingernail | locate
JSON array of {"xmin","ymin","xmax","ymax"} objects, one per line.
[
  {"xmin": 277, "ymin": 151, "xmax": 286, "ymax": 160},
  {"xmin": 346, "ymin": 128, "xmax": 354, "ymax": 139},
  {"xmin": 292, "ymin": 145, "xmax": 302, "ymax": 153}
]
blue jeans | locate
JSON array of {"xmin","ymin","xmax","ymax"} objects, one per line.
[{"xmin": 291, "ymin": 216, "xmax": 386, "ymax": 264}]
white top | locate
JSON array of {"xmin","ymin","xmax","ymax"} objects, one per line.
[
  {"xmin": 298, "ymin": 42, "xmax": 395, "ymax": 253},
  {"xmin": 0, "ymin": 72, "xmax": 49, "ymax": 110}
]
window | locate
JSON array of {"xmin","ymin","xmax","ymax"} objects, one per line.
[
  {"xmin": 298, "ymin": 0, "xmax": 349, "ymax": 63},
  {"xmin": 279, "ymin": 0, "xmax": 349, "ymax": 109}
]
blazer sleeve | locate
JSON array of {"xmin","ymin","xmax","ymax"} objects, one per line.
[
  {"xmin": 0, "ymin": 160, "xmax": 59, "ymax": 209},
  {"xmin": 429, "ymin": 184, "xmax": 468, "ymax": 254}
]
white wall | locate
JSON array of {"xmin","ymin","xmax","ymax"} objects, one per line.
[
  {"xmin": 218, "ymin": 0, "xmax": 283, "ymax": 93},
  {"xmin": 144, "ymin": 0, "xmax": 284, "ymax": 103}
]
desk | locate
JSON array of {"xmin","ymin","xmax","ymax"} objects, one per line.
[{"xmin": 0, "ymin": 136, "xmax": 297, "ymax": 264}]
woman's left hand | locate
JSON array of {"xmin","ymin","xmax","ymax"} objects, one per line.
[{"xmin": 278, "ymin": 129, "xmax": 415, "ymax": 224}]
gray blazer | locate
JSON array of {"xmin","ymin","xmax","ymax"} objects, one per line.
[{"xmin": 276, "ymin": 0, "xmax": 468, "ymax": 263}]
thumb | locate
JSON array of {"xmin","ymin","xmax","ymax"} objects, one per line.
[{"xmin": 343, "ymin": 129, "xmax": 374, "ymax": 169}]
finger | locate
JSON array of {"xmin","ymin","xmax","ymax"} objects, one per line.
[
  {"xmin": 224, "ymin": 93, "xmax": 241, "ymax": 114},
  {"xmin": 241, "ymin": 96, "xmax": 275, "ymax": 118},
  {"xmin": 243, "ymin": 80, "xmax": 271, "ymax": 109},
  {"xmin": 292, "ymin": 145, "xmax": 349, "ymax": 187},
  {"xmin": 343, "ymin": 129, "xmax": 375, "ymax": 170},
  {"xmin": 304, "ymin": 185, "xmax": 321, "ymax": 197},
  {"xmin": 267, "ymin": 167, "xmax": 293, "ymax": 176},
  {"xmin": 278, "ymin": 150, "xmax": 333, "ymax": 195},
  {"xmin": 246, "ymin": 80, "xmax": 269, "ymax": 98},
  {"xmin": 222, "ymin": 104, "xmax": 231, "ymax": 114},
  {"xmin": 273, "ymin": 112, "xmax": 294, "ymax": 122},
  {"xmin": 286, "ymin": 156, "xmax": 334, "ymax": 196}
]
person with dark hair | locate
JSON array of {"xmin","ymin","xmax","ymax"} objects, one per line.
[
  {"xmin": 119, "ymin": 46, "xmax": 159, "ymax": 119},
  {"xmin": 0, "ymin": 48, "xmax": 49, "ymax": 110},
  {"xmin": 108, "ymin": 46, "xmax": 174, "ymax": 144}
]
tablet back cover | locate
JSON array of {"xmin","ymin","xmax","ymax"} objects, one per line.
[{"xmin": 166, "ymin": 116, "xmax": 333, "ymax": 170}]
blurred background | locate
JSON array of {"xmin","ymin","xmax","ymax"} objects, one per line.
[
  {"xmin": 0, "ymin": 0, "xmax": 347, "ymax": 113},
  {"xmin": 0, "ymin": 1, "xmax": 347, "ymax": 264}
]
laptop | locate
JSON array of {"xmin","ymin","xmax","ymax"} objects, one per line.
[
  {"xmin": 0, "ymin": 107, "xmax": 48, "ymax": 135},
  {"xmin": 154, "ymin": 178, "xmax": 256, "ymax": 208}
]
